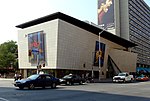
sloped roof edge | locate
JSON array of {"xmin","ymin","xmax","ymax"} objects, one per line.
[{"xmin": 16, "ymin": 12, "xmax": 137, "ymax": 48}]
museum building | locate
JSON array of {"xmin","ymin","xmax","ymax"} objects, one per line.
[{"xmin": 16, "ymin": 12, "xmax": 137, "ymax": 79}]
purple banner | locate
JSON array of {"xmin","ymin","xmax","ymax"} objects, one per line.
[
  {"xmin": 93, "ymin": 41, "xmax": 106, "ymax": 67},
  {"xmin": 98, "ymin": 0, "xmax": 115, "ymax": 29}
]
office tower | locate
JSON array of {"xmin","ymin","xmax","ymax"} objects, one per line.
[{"xmin": 98, "ymin": 0, "xmax": 150, "ymax": 67}]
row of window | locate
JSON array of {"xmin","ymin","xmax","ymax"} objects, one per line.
[
  {"xmin": 129, "ymin": 1, "xmax": 150, "ymax": 26},
  {"xmin": 129, "ymin": 0, "xmax": 150, "ymax": 19},
  {"xmin": 138, "ymin": 57, "xmax": 150, "ymax": 64},
  {"xmin": 130, "ymin": 34, "xmax": 150, "ymax": 52},
  {"xmin": 131, "ymin": 47, "xmax": 150, "ymax": 59},
  {"xmin": 137, "ymin": 55, "xmax": 150, "ymax": 63},
  {"xmin": 137, "ymin": 60, "xmax": 150, "ymax": 65},
  {"xmin": 129, "ymin": 5, "xmax": 149, "ymax": 23},
  {"xmin": 129, "ymin": 26, "xmax": 150, "ymax": 45},
  {"xmin": 129, "ymin": 21, "xmax": 150, "ymax": 40},
  {"xmin": 129, "ymin": 12, "xmax": 150, "ymax": 32},
  {"xmin": 129, "ymin": 21, "xmax": 150, "ymax": 37},
  {"xmin": 131, "ymin": 41, "xmax": 150, "ymax": 54},
  {"xmin": 129, "ymin": 12, "xmax": 150, "ymax": 33},
  {"xmin": 136, "ymin": 0, "xmax": 150, "ymax": 14},
  {"xmin": 130, "ymin": 35, "xmax": 150, "ymax": 65},
  {"xmin": 130, "ymin": 29, "xmax": 150, "ymax": 48}
]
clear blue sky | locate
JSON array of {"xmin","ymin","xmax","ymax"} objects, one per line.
[
  {"xmin": 144, "ymin": 0, "xmax": 150, "ymax": 6},
  {"xmin": 0, "ymin": 0, "xmax": 149, "ymax": 44}
]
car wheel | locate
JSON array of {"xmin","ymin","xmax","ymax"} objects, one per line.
[
  {"xmin": 51, "ymin": 83, "xmax": 56, "ymax": 89},
  {"xmin": 66, "ymin": 81, "xmax": 72, "ymax": 85},
  {"xmin": 29, "ymin": 83, "xmax": 35, "ymax": 89},
  {"xmin": 130, "ymin": 79, "xmax": 132, "ymax": 83},
  {"xmin": 86, "ymin": 80, "xmax": 90, "ymax": 83},
  {"xmin": 19, "ymin": 86, "xmax": 24, "ymax": 89},
  {"xmin": 123, "ymin": 80, "xmax": 126, "ymax": 83},
  {"xmin": 79, "ymin": 81, "xmax": 83, "ymax": 85},
  {"xmin": 42, "ymin": 86, "xmax": 45, "ymax": 89}
]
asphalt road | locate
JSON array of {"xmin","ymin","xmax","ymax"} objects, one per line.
[{"xmin": 0, "ymin": 79, "xmax": 150, "ymax": 101}]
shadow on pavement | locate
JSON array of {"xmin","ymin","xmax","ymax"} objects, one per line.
[{"xmin": 0, "ymin": 86, "xmax": 150, "ymax": 101}]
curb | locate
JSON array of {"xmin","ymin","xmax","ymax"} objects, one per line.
[
  {"xmin": 93, "ymin": 79, "xmax": 113, "ymax": 83},
  {"xmin": 0, "ymin": 78, "xmax": 14, "ymax": 80}
]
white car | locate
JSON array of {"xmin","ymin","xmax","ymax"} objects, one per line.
[{"xmin": 113, "ymin": 72, "xmax": 134, "ymax": 83}]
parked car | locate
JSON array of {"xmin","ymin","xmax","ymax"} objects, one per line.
[
  {"xmin": 14, "ymin": 74, "xmax": 59, "ymax": 89},
  {"xmin": 136, "ymin": 75, "xmax": 149, "ymax": 81},
  {"xmin": 113, "ymin": 72, "xmax": 134, "ymax": 83},
  {"xmin": 59, "ymin": 74, "xmax": 85, "ymax": 85}
]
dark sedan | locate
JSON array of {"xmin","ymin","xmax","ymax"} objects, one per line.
[
  {"xmin": 59, "ymin": 74, "xmax": 85, "ymax": 85},
  {"xmin": 14, "ymin": 74, "xmax": 59, "ymax": 89}
]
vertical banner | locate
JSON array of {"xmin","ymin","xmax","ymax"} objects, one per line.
[
  {"xmin": 98, "ymin": 0, "xmax": 115, "ymax": 29},
  {"xmin": 28, "ymin": 31, "xmax": 45, "ymax": 64},
  {"xmin": 93, "ymin": 41, "xmax": 106, "ymax": 67}
]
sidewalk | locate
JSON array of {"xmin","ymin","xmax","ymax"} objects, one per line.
[{"xmin": 0, "ymin": 78, "xmax": 14, "ymax": 81}]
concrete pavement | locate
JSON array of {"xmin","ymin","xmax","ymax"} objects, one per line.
[{"xmin": 0, "ymin": 78, "xmax": 14, "ymax": 81}]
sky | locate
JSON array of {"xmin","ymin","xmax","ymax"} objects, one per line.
[{"xmin": 0, "ymin": 0, "xmax": 149, "ymax": 44}]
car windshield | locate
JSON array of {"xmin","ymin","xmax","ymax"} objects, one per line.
[
  {"xmin": 27, "ymin": 74, "xmax": 39, "ymax": 80},
  {"xmin": 63, "ymin": 75, "xmax": 72, "ymax": 79},
  {"xmin": 118, "ymin": 73, "xmax": 126, "ymax": 76}
]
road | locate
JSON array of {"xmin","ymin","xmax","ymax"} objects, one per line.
[{"xmin": 0, "ymin": 79, "xmax": 150, "ymax": 101}]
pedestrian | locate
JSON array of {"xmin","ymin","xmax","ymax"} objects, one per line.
[
  {"xmin": 14, "ymin": 72, "xmax": 19, "ymax": 81},
  {"xmin": 19, "ymin": 73, "xmax": 22, "ymax": 80},
  {"xmin": 85, "ymin": 72, "xmax": 90, "ymax": 83},
  {"xmin": 4, "ymin": 73, "xmax": 6, "ymax": 78},
  {"xmin": 82, "ymin": 73, "xmax": 84, "ymax": 79}
]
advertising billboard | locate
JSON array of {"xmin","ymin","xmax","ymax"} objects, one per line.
[
  {"xmin": 93, "ymin": 41, "xmax": 106, "ymax": 67},
  {"xmin": 28, "ymin": 31, "xmax": 45, "ymax": 64},
  {"xmin": 98, "ymin": 0, "xmax": 115, "ymax": 29}
]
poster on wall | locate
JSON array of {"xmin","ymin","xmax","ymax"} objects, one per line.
[
  {"xmin": 93, "ymin": 41, "xmax": 106, "ymax": 67},
  {"xmin": 28, "ymin": 31, "xmax": 45, "ymax": 64},
  {"xmin": 98, "ymin": 0, "xmax": 115, "ymax": 29}
]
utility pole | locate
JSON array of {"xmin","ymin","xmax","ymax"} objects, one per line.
[{"xmin": 98, "ymin": 29, "xmax": 105, "ymax": 81}]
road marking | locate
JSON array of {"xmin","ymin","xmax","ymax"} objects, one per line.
[{"xmin": 0, "ymin": 97, "xmax": 9, "ymax": 101}]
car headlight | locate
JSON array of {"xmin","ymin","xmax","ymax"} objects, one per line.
[{"xmin": 59, "ymin": 79, "xmax": 64, "ymax": 82}]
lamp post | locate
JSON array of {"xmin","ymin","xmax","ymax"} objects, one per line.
[
  {"xmin": 91, "ymin": 52, "xmax": 95, "ymax": 79},
  {"xmin": 98, "ymin": 28, "xmax": 106, "ymax": 81}
]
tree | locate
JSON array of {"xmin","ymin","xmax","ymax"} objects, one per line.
[{"xmin": 0, "ymin": 40, "xmax": 18, "ymax": 70}]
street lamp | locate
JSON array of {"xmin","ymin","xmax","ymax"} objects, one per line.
[
  {"xmin": 91, "ymin": 29, "xmax": 105, "ymax": 81},
  {"xmin": 98, "ymin": 28, "xmax": 106, "ymax": 80},
  {"xmin": 91, "ymin": 52, "xmax": 95, "ymax": 79}
]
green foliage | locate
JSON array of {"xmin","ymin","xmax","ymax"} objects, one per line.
[{"xmin": 0, "ymin": 40, "xmax": 18, "ymax": 70}]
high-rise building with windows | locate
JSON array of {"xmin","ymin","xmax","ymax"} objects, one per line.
[
  {"xmin": 98, "ymin": 0, "xmax": 150, "ymax": 67},
  {"xmin": 127, "ymin": 0, "xmax": 150, "ymax": 67}
]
